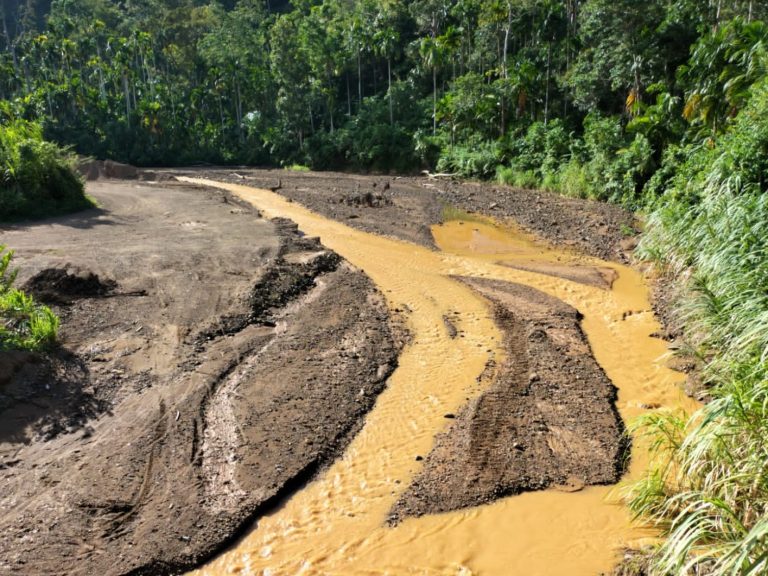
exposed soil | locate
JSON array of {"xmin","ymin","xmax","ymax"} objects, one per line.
[
  {"xmin": 389, "ymin": 278, "xmax": 626, "ymax": 522},
  {"xmin": 171, "ymin": 168, "xmax": 637, "ymax": 262},
  {"xmin": 0, "ymin": 181, "xmax": 401, "ymax": 576},
  {"xmin": 646, "ymin": 268, "xmax": 709, "ymax": 401},
  {"xmin": 24, "ymin": 267, "xmax": 118, "ymax": 305},
  {"xmin": 1, "ymin": 167, "xmax": 644, "ymax": 575}
]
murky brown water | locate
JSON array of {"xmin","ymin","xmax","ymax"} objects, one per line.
[{"xmin": 181, "ymin": 179, "xmax": 697, "ymax": 576}]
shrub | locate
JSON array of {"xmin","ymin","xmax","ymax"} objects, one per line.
[
  {"xmin": 496, "ymin": 166, "xmax": 539, "ymax": 189},
  {"xmin": 0, "ymin": 120, "xmax": 91, "ymax": 221},
  {"xmin": 501, "ymin": 120, "xmax": 570, "ymax": 184},
  {"xmin": 436, "ymin": 138, "xmax": 501, "ymax": 179},
  {"xmin": 557, "ymin": 159, "xmax": 591, "ymax": 198},
  {"xmin": 302, "ymin": 90, "xmax": 424, "ymax": 173},
  {"xmin": 0, "ymin": 246, "xmax": 59, "ymax": 351}
]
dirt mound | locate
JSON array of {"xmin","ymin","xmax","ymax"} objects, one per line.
[
  {"xmin": 24, "ymin": 267, "xmax": 117, "ymax": 304},
  {"xmin": 78, "ymin": 158, "xmax": 164, "ymax": 182},
  {"xmin": 389, "ymin": 277, "xmax": 626, "ymax": 522},
  {"xmin": 341, "ymin": 191, "xmax": 393, "ymax": 208},
  {"xmin": 0, "ymin": 350, "xmax": 102, "ymax": 449},
  {"xmin": 103, "ymin": 160, "xmax": 137, "ymax": 179},
  {"xmin": 250, "ymin": 220, "xmax": 342, "ymax": 322},
  {"xmin": 78, "ymin": 158, "xmax": 103, "ymax": 181}
]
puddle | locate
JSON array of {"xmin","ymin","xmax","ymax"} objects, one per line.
[{"xmin": 181, "ymin": 179, "xmax": 697, "ymax": 576}]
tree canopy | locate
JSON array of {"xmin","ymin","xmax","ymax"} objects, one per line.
[{"xmin": 0, "ymin": 0, "xmax": 766, "ymax": 198}]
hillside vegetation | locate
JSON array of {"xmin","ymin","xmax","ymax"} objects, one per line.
[
  {"xmin": 0, "ymin": 1, "xmax": 761, "ymax": 192},
  {"xmin": 2, "ymin": 1, "xmax": 768, "ymax": 573},
  {"xmin": 0, "ymin": 117, "xmax": 90, "ymax": 220}
]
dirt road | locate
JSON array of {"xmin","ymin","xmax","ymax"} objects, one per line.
[{"xmin": 0, "ymin": 181, "xmax": 400, "ymax": 575}]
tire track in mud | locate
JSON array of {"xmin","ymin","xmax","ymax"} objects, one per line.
[
  {"xmin": 182, "ymin": 179, "xmax": 698, "ymax": 576},
  {"xmin": 0, "ymin": 183, "xmax": 401, "ymax": 576},
  {"xmin": 389, "ymin": 277, "xmax": 626, "ymax": 523}
]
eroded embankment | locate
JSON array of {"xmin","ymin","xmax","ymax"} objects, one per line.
[
  {"xmin": 183, "ymin": 179, "xmax": 697, "ymax": 576},
  {"xmin": 0, "ymin": 182, "xmax": 400, "ymax": 576}
]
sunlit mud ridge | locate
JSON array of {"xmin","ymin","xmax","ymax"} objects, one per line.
[
  {"xmin": 389, "ymin": 277, "xmax": 626, "ymax": 523},
  {"xmin": 182, "ymin": 178, "xmax": 698, "ymax": 576}
]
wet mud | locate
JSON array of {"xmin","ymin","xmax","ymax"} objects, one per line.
[
  {"xmin": 0, "ymin": 182, "xmax": 400, "ymax": 576},
  {"xmin": 390, "ymin": 277, "xmax": 626, "ymax": 522},
  {"xmin": 181, "ymin": 178, "xmax": 697, "ymax": 576},
  {"xmin": 172, "ymin": 168, "xmax": 638, "ymax": 261},
  {"xmin": 0, "ymin": 169, "xmax": 693, "ymax": 576}
]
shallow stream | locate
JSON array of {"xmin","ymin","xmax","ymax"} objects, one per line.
[{"xmin": 181, "ymin": 179, "xmax": 697, "ymax": 576}]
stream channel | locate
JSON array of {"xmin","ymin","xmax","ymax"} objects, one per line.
[{"xmin": 181, "ymin": 178, "xmax": 697, "ymax": 576}]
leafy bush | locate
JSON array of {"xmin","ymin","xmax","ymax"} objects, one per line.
[
  {"xmin": 302, "ymin": 88, "xmax": 425, "ymax": 173},
  {"xmin": 493, "ymin": 116, "xmax": 655, "ymax": 206},
  {"xmin": 438, "ymin": 72, "xmax": 501, "ymax": 142},
  {"xmin": 303, "ymin": 130, "xmax": 346, "ymax": 171},
  {"xmin": 500, "ymin": 120, "xmax": 571, "ymax": 186},
  {"xmin": 0, "ymin": 246, "xmax": 59, "ymax": 351},
  {"xmin": 0, "ymin": 120, "xmax": 91, "ymax": 221},
  {"xmin": 551, "ymin": 114, "xmax": 656, "ymax": 207},
  {"xmin": 436, "ymin": 138, "xmax": 501, "ymax": 179}
]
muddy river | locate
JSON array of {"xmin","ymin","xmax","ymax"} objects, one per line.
[{"xmin": 180, "ymin": 179, "xmax": 697, "ymax": 576}]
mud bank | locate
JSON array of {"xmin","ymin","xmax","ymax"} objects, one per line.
[
  {"xmin": 0, "ymin": 169, "xmax": 692, "ymax": 576},
  {"xmin": 390, "ymin": 277, "xmax": 626, "ymax": 522},
  {"xmin": 181, "ymin": 179, "xmax": 696, "ymax": 576},
  {"xmin": 0, "ymin": 181, "xmax": 400, "ymax": 575}
]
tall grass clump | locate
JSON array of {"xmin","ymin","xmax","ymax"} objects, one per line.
[
  {"xmin": 0, "ymin": 119, "xmax": 91, "ymax": 221},
  {"xmin": 0, "ymin": 245, "xmax": 58, "ymax": 351},
  {"xmin": 629, "ymin": 78, "xmax": 768, "ymax": 574},
  {"xmin": 436, "ymin": 138, "xmax": 501, "ymax": 179}
]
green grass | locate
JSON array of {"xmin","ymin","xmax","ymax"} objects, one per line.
[
  {"xmin": 626, "ymin": 77, "xmax": 768, "ymax": 575},
  {"xmin": 627, "ymin": 368, "xmax": 768, "ymax": 575},
  {"xmin": 496, "ymin": 166, "xmax": 540, "ymax": 189},
  {"xmin": 0, "ymin": 245, "xmax": 58, "ymax": 352},
  {"xmin": 286, "ymin": 163, "xmax": 311, "ymax": 172}
]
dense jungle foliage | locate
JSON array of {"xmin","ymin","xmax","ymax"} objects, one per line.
[
  {"xmin": 3, "ymin": 0, "xmax": 768, "ymax": 573},
  {"xmin": 0, "ymin": 1, "xmax": 763, "ymax": 198},
  {"xmin": 0, "ymin": 116, "xmax": 88, "ymax": 220}
]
